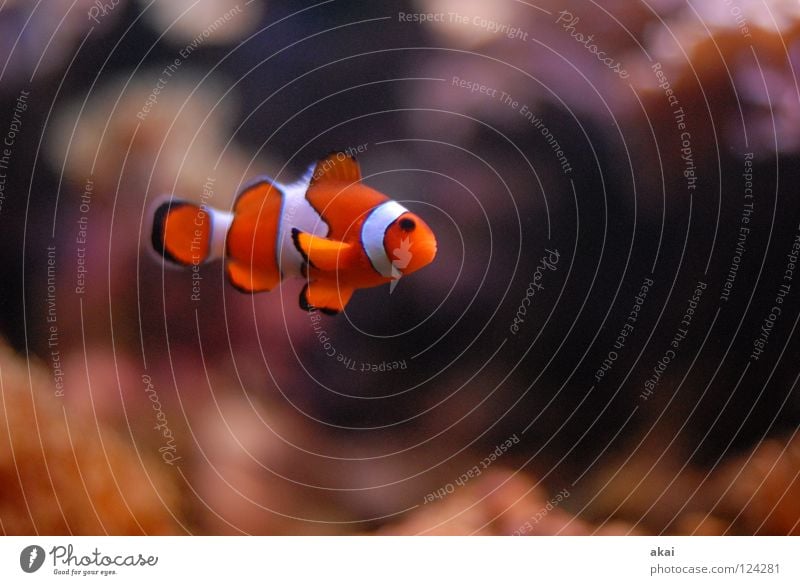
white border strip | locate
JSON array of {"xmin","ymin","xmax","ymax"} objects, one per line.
[{"xmin": 361, "ymin": 200, "xmax": 408, "ymax": 278}]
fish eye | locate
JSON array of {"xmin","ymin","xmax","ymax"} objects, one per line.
[{"xmin": 399, "ymin": 218, "xmax": 416, "ymax": 232}]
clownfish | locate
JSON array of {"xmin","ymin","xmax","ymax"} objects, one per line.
[{"xmin": 151, "ymin": 152, "xmax": 437, "ymax": 314}]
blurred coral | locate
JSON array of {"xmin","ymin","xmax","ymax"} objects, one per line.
[
  {"xmin": 3, "ymin": 0, "xmax": 800, "ymax": 539},
  {"xmin": 633, "ymin": 0, "xmax": 800, "ymax": 156},
  {"xmin": 576, "ymin": 435, "xmax": 707, "ymax": 535},
  {"xmin": 565, "ymin": 430, "xmax": 800, "ymax": 536},
  {"xmin": 709, "ymin": 434, "xmax": 800, "ymax": 535},
  {"xmin": 0, "ymin": 342, "xmax": 182, "ymax": 534},
  {"xmin": 46, "ymin": 71, "xmax": 266, "ymax": 206},
  {"xmin": 139, "ymin": 0, "xmax": 264, "ymax": 47},
  {"xmin": 0, "ymin": 0, "xmax": 125, "ymax": 88},
  {"xmin": 412, "ymin": 0, "xmax": 527, "ymax": 48},
  {"xmin": 371, "ymin": 468, "xmax": 639, "ymax": 535},
  {"xmin": 190, "ymin": 396, "xmax": 347, "ymax": 535}
]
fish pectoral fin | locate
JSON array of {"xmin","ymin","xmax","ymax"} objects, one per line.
[
  {"xmin": 291, "ymin": 228, "xmax": 353, "ymax": 271},
  {"xmin": 299, "ymin": 280, "xmax": 355, "ymax": 315},
  {"xmin": 226, "ymin": 259, "xmax": 281, "ymax": 293},
  {"xmin": 309, "ymin": 152, "xmax": 362, "ymax": 186}
]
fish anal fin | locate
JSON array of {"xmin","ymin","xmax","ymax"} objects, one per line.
[
  {"xmin": 291, "ymin": 228, "xmax": 352, "ymax": 272},
  {"xmin": 299, "ymin": 280, "xmax": 354, "ymax": 314},
  {"xmin": 309, "ymin": 152, "xmax": 362, "ymax": 186},
  {"xmin": 226, "ymin": 260, "xmax": 281, "ymax": 293}
]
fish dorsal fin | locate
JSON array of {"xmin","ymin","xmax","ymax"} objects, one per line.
[
  {"xmin": 291, "ymin": 228, "xmax": 353, "ymax": 271},
  {"xmin": 309, "ymin": 152, "xmax": 362, "ymax": 186}
]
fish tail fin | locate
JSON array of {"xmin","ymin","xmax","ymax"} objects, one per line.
[{"xmin": 151, "ymin": 198, "xmax": 233, "ymax": 266}]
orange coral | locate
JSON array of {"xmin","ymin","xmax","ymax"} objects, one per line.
[
  {"xmin": 711, "ymin": 435, "xmax": 800, "ymax": 535},
  {"xmin": 372, "ymin": 469, "xmax": 639, "ymax": 535},
  {"xmin": 0, "ymin": 343, "xmax": 182, "ymax": 535}
]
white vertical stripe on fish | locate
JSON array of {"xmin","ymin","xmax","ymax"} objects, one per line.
[{"xmin": 361, "ymin": 200, "xmax": 408, "ymax": 278}]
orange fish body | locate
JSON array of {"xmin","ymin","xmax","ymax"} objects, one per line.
[{"xmin": 152, "ymin": 152, "xmax": 437, "ymax": 314}]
